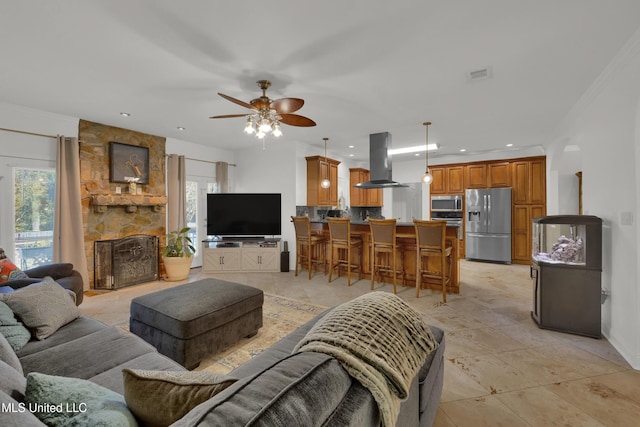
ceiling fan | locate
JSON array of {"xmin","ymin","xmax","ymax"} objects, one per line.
[{"xmin": 210, "ymin": 80, "xmax": 316, "ymax": 138}]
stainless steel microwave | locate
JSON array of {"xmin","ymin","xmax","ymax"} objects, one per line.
[{"xmin": 431, "ymin": 195, "xmax": 463, "ymax": 212}]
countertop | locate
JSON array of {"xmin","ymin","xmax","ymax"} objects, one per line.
[{"xmin": 310, "ymin": 219, "xmax": 460, "ymax": 228}]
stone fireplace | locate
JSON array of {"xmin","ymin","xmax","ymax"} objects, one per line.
[{"xmin": 79, "ymin": 120, "xmax": 167, "ymax": 288}]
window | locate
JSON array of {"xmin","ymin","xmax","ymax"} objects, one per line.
[{"xmin": 13, "ymin": 167, "xmax": 56, "ymax": 269}]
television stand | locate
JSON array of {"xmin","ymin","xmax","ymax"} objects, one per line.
[{"xmin": 202, "ymin": 238, "xmax": 281, "ymax": 273}]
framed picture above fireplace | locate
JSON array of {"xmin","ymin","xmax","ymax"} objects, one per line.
[{"xmin": 109, "ymin": 142, "xmax": 150, "ymax": 184}]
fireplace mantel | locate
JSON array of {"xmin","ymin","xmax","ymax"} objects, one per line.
[{"xmin": 91, "ymin": 194, "xmax": 168, "ymax": 213}]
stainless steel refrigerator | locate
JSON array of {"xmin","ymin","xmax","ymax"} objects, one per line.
[{"xmin": 465, "ymin": 188, "xmax": 512, "ymax": 263}]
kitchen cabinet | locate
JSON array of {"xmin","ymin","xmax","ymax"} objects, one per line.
[
  {"xmin": 488, "ymin": 162, "xmax": 511, "ymax": 187},
  {"xmin": 307, "ymin": 156, "xmax": 340, "ymax": 206},
  {"xmin": 429, "ymin": 167, "xmax": 446, "ymax": 194},
  {"xmin": 349, "ymin": 168, "xmax": 382, "ymax": 207},
  {"xmin": 512, "ymin": 158, "xmax": 546, "ymax": 204},
  {"xmin": 512, "ymin": 204, "xmax": 545, "ymax": 262},
  {"xmin": 465, "ymin": 164, "xmax": 487, "ymax": 188},
  {"xmin": 429, "ymin": 166, "xmax": 463, "ymax": 195}
]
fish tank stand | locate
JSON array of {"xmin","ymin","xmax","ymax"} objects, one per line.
[{"xmin": 530, "ymin": 215, "xmax": 602, "ymax": 338}]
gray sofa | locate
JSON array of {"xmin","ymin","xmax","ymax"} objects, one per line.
[
  {"xmin": 4, "ymin": 263, "xmax": 84, "ymax": 305},
  {"xmin": 1, "ymin": 302, "xmax": 445, "ymax": 426}
]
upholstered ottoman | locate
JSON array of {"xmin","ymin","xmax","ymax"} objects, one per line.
[{"xmin": 129, "ymin": 279, "xmax": 263, "ymax": 369}]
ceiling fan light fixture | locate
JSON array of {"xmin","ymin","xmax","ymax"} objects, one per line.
[
  {"xmin": 258, "ymin": 118, "xmax": 272, "ymax": 133},
  {"xmin": 272, "ymin": 122, "xmax": 283, "ymax": 137},
  {"xmin": 244, "ymin": 117, "xmax": 255, "ymax": 134}
]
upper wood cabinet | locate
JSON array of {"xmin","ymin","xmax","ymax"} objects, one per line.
[
  {"xmin": 465, "ymin": 164, "xmax": 487, "ymax": 188},
  {"xmin": 306, "ymin": 156, "xmax": 340, "ymax": 206},
  {"xmin": 430, "ymin": 166, "xmax": 464, "ymax": 195},
  {"xmin": 512, "ymin": 158, "xmax": 546, "ymax": 204},
  {"xmin": 349, "ymin": 168, "xmax": 383, "ymax": 207},
  {"xmin": 447, "ymin": 166, "xmax": 465, "ymax": 193},
  {"xmin": 488, "ymin": 162, "xmax": 511, "ymax": 187}
]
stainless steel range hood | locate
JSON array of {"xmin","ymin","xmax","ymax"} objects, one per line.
[{"xmin": 354, "ymin": 132, "xmax": 407, "ymax": 188}]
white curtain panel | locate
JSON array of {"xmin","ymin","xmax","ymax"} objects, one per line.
[
  {"xmin": 167, "ymin": 154, "xmax": 187, "ymax": 232},
  {"xmin": 54, "ymin": 136, "xmax": 89, "ymax": 289}
]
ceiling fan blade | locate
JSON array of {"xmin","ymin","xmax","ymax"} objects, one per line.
[
  {"xmin": 279, "ymin": 114, "xmax": 317, "ymax": 127},
  {"xmin": 209, "ymin": 114, "xmax": 248, "ymax": 119},
  {"xmin": 218, "ymin": 92, "xmax": 255, "ymax": 110},
  {"xmin": 271, "ymin": 97, "xmax": 304, "ymax": 114}
]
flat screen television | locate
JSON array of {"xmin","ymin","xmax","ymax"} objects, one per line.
[{"xmin": 207, "ymin": 193, "xmax": 281, "ymax": 237}]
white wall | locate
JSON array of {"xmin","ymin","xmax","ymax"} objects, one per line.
[{"xmin": 552, "ymin": 30, "xmax": 640, "ymax": 368}]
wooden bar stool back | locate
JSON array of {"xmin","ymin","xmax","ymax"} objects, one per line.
[
  {"xmin": 369, "ymin": 218, "xmax": 401, "ymax": 293},
  {"xmin": 414, "ymin": 219, "xmax": 452, "ymax": 302},
  {"xmin": 327, "ymin": 218, "xmax": 363, "ymax": 286},
  {"xmin": 291, "ymin": 216, "xmax": 326, "ymax": 279}
]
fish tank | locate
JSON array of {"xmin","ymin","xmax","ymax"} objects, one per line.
[{"xmin": 532, "ymin": 215, "xmax": 602, "ymax": 269}]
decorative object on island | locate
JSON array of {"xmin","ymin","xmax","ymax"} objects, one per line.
[
  {"xmin": 109, "ymin": 142, "xmax": 150, "ymax": 184},
  {"xmin": 421, "ymin": 122, "xmax": 433, "ymax": 184},
  {"xmin": 209, "ymin": 80, "xmax": 316, "ymax": 145},
  {"xmin": 162, "ymin": 227, "xmax": 195, "ymax": 281},
  {"xmin": 320, "ymin": 137, "xmax": 331, "ymax": 189}
]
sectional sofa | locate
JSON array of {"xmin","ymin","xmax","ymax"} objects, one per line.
[{"xmin": 1, "ymin": 287, "xmax": 445, "ymax": 426}]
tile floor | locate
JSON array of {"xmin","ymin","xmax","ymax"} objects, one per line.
[{"xmin": 81, "ymin": 260, "xmax": 640, "ymax": 427}]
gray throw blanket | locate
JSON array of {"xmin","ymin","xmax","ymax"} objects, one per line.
[{"xmin": 293, "ymin": 292, "xmax": 438, "ymax": 426}]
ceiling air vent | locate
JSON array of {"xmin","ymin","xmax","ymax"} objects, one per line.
[{"xmin": 467, "ymin": 67, "xmax": 492, "ymax": 81}]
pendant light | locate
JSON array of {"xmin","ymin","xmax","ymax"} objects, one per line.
[
  {"xmin": 421, "ymin": 122, "xmax": 433, "ymax": 184},
  {"xmin": 320, "ymin": 137, "xmax": 331, "ymax": 189}
]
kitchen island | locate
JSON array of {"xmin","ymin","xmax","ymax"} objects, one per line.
[{"xmin": 310, "ymin": 220, "xmax": 461, "ymax": 294}]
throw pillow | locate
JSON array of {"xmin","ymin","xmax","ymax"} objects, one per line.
[
  {"xmin": 0, "ymin": 277, "xmax": 81, "ymax": 340},
  {"xmin": 0, "ymin": 301, "xmax": 31, "ymax": 351},
  {"xmin": 0, "ymin": 258, "xmax": 29, "ymax": 283},
  {"xmin": 0, "ymin": 247, "xmax": 6, "ymax": 259},
  {"xmin": 122, "ymin": 369, "xmax": 237, "ymax": 426},
  {"xmin": 25, "ymin": 372, "xmax": 138, "ymax": 427}
]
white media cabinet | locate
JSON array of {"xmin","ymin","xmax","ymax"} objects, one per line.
[{"xmin": 202, "ymin": 238, "xmax": 281, "ymax": 273}]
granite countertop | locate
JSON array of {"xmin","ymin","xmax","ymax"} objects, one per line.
[{"xmin": 310, "ymin": 219, "xmax": 459, "ymax": 228}]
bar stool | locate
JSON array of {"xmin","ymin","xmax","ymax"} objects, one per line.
[
  {"xmin": 413, "ymin": 219, "xmax": 452, "ymax": 302},
  {"xmin": 369, "ymin": 218, "xmax": 403, "ymax": 294},
  {"xmin": 327, "ymin": 218, "xmax": 363, "ymax": 286},
  {"xmin": 291, "ymin": 216, "xmax": 327, "ymax": 279}
]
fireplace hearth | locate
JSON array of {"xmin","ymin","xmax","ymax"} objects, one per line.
[{"xmin": 94, "ymin": 235, "xmax": 159, "ymax": 289}]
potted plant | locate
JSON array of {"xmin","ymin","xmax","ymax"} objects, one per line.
[{"xmin": 162, "ymin": 227, "xmax": 195, "ymax": 281}]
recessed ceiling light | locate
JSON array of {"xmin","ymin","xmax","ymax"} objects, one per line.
[
  {"xmin": 506, "ymin": 143, "xmax": 513, "ymax": 147},
  {"xmin": 120, "ymin": 112, "xmax": 131, "ymax": 117},
  {"xmin": 349, "ymin": 153, "xmax": 355, "ymax": 157},
  {"xmin": 460, "ymin": 148, "xmax": 466, "ymax": 152},
  {"xmin": 414, "ymin": 153, "xmax": 420, "ymax": 156},
  {"xmin": 176, "ymin": 126, "xmax": 186, "ymax": 131},
  {"xmin": 348, "ymin": 145, "xmax": 355, "ymax": 149}
]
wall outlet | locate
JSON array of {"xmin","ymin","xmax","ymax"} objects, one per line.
[{"xmin": 115, "ymin": 186, "xmax": 121, "ymax": 194}]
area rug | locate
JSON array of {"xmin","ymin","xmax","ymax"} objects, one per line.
[{"xmin": 195, "ymin": 293, "xmax": 328, "ymax": 375}]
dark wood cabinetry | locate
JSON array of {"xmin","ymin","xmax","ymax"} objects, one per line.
[{"xmin": 306, "ymin": 156, "xmax": 340, "ymax": 206}]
